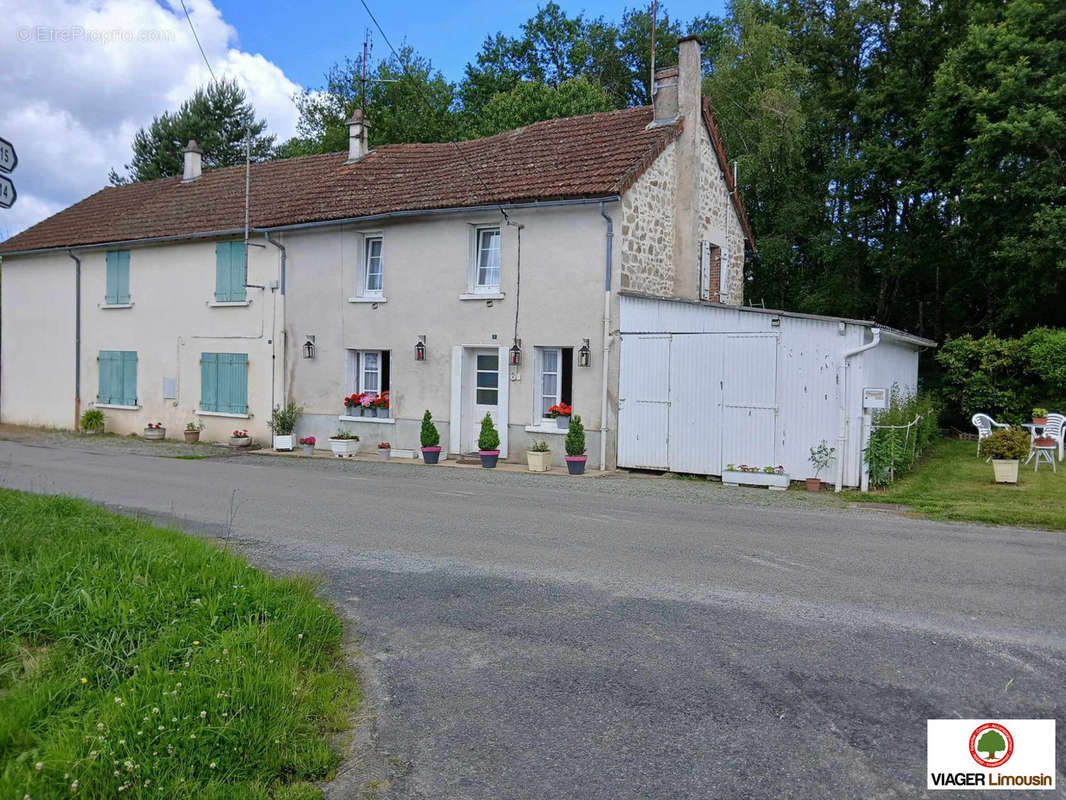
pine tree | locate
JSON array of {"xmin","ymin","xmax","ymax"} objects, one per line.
[
  {"xmin": 565, "ymin": 415, "xmax": 586, "ymax": 456},
  {"xmin": 477, "ymin": 414, "xmax": 500, "ymax": 451},
  {"xmin": 420, "ymin": 410, "xmax": 440, "ymax": 448}
]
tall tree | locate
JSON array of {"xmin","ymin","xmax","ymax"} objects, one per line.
[
  {"xmin": 111, "ymin": 79, "xmax": 274, "ymax": 184},
  {"xmin": 471, "ymin": 78, "xmax": 615, "ymax": 138}
]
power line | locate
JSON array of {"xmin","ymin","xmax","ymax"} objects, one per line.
[{"xmin": 181, "ymin": 0, "xmax": 217, "ymax": 84}]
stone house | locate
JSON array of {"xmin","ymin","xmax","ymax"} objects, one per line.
[{"xmin": 0, "ymin": 35, "xmax": 752, "ymax": 468}]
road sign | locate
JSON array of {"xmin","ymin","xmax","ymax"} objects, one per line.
[
  {"xmin": 0, "ymin": 173, "xmax": 16, "ymax": 208},
  {"xmin": 0, "ymin": 137, "xmax": 16, "ymax": 173}
]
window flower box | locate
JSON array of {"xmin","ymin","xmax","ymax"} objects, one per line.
[{"xmin": 547, "ymin": 402, "xmax": 572, "ymax": 429}]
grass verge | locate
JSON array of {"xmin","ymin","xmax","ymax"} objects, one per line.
[
  {"xmin": 853, "ymin": 437, "xmax": 1066, "ymax": 531},
  {"xmin": 0, "ymin": 489, "xmax": 361, "ymax": 799}
]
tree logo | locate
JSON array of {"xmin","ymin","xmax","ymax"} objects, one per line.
[{"xmin": 969, "ymin": 722, "xmax": 1014, "ymax": 768}]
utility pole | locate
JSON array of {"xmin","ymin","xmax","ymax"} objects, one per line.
[
  {"xmin": 360, "ymin": 28, "xmax": 372, "ymax": 109},
  {"xmin": 649, "ymin": 0, "xmax": 658, "ymax": 103}
]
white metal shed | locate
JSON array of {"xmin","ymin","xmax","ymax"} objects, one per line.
[{"xmin": 616, "ymin": 293, "xmax": 935, "ymax": 488}]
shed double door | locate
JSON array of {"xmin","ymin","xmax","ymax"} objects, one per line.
[{"xmin": 617, "ymin": 333, "xmax": 777, "ymax": 474}]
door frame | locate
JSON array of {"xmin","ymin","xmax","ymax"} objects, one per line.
[{"xmin": 450, "ymin": 345, "xmax": 510, "ymax": 457}]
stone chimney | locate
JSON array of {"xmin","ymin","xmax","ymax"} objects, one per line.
[
  {"xmin": 652, "ymin": 66, "xmax": 679, "ymax": 123},
  {"xmin": 672, "ymin": 34, "xmax": 703, "ymax": 299},
  {"xmin": 346, "ymin": 109, "xmax": 369, "ymax": 162},
  {"xmin": 182, "ymin": 140, "xmax": 202, "ymax": 182}
]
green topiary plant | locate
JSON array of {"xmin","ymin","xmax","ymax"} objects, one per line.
[
  {"xmin": 79, "ymin": 408, "xmax": 105, "ymax": 432},
  {"xmin": 420, "ymin": 410, "xmax": 440, "ymax": 448},
  {"xmin": 983, "ymin": 427, "xmax": 1030, "ymax": 460},
  {"xmin": 269, "ymin": 402, "xmax": 301, "ymax": 435},
  {"xmin": 477, "ymin": 413, "xmax": 500, "ymax": 451},
  {"xmin": 564, "ymin": 414, "xmax": 586, "ymax": 456},
  {"xmin": 1032, "ymin": 407, "xmax": 1048, "ymax": 419}
]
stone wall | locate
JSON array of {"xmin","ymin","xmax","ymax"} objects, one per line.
[
  {"xmin": 697, "ymin": 131, "xmax": 746, "ymax": 305},
  {"xmin": 619, "ymin": 140, "xmax": 675, "ymax": 296}
]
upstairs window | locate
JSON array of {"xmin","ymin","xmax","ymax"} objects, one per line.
[
  {"xmin": 475, "ymin": 227, "xmax": 500, "ymax": 290},
  {"xmin": 364, "ymin": 236, "xmax": 383, "ymax": 295},
  {"xmin": 214, "ymin": 241, "xmax": 247, "ymax": 302},
  {"xmin": 105, "ymin": 250, "xmax": 130, "ymax": 305}
]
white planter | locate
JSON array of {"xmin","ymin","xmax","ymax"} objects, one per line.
[
  {"xmin": 329, "ymin": 438, "xmax": 360, "ymax": 458},
  {"xmin": 992, "ymin": 459, "xmax": 1019, "ymax": 484},
  {"xmin": 377, "ymin": 448, "xmax": 390, "ymax": 460},
  {"xmin": 526, "ymin": 450, "xmax": 552, "ymax": 472},
  {"xmin": 722, "ymin": 471, "xmax": 790, "ymax": 490},
  {"xmin": 273, "ymin": 434, "xmax": 294, "ymax": 451},
  {"xmin": 229, "ymin": 436, "xmax": 252, "ymax": 448}
]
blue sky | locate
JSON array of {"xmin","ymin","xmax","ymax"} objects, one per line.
[{"xmin": 217, "ymin": 0, "xmax": 728, "ymax": 88}]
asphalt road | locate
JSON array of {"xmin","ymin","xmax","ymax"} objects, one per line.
[{"xmin": 2, "ymin": 440, "xmax": 1063, "ymax": 799}]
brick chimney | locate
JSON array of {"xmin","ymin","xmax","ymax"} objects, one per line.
[
  {"xmin": 182, "ymin": 140, "xmax": 202, "ymax": 182},
  {"xmin": 346, "ymin": 109, "xmax": 369, "ymax": 162},
  {"xmin": 672, "ymin": 34, "xmax": 703, "ymax": 299}
]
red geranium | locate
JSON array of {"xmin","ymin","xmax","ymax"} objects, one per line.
[{"xmin": 547, "ymin": 402, "xmax": 572, "ymax": 418}]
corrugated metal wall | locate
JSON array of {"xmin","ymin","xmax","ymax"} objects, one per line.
[{"xmin": 617, "ymin": 296, "xmax": 922, "ymax": 486}]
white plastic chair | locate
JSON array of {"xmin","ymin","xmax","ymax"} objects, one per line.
[
  {"xmin": 1044, "ymin": 413, "xmax": 1064, "ymax": 462},
  {"xmin": 972, "ymin": 413, "xmax": 1010, "ymax": 458}
]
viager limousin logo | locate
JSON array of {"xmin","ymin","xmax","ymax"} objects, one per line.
[{"xmin": 928, "ymin": 719, "xmax": 1055, "ymax": 790}]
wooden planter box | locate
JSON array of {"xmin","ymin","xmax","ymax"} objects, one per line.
[{"xmin": 722, "ymin": 471, "xmax": 790, "ymax": 490}]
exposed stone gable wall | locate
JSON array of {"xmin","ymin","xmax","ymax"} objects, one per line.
[
  {"xmin": 619, "ymin": 140, "xmax": 675, "ymax": 296},
  {"xmin": 697, "ymin": 129, "xmax": 745, "ymax": 304}
]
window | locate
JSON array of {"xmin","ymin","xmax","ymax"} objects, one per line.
[
  {"xmin": 534, "ymin": 347, "xmax": 573, "ymax": 418},
  {"xmin": 105, "ymin": 250, "xmax": 130, "ymax": 304},
  {"xmin": 200, "ymin": 352, "xmax": 248, "ymax": 414},
  {"xmin": 214, "ymin": 241, "xmax": 247, "ymax": 302},
  {"xmin": 346, "ymin": 350, "xmax": 391, "ymax": 408},
  {"xmin": 97, "ymin": 350, "xmax": 137, "ymax": 405},
  {"xmin": 475, "ymin": 227, "xmax": 500, "ymax": 290},
  {"xmin": 363, "ymin": 236, "xmax": 383, "ymax": 295},
  {"xmin": 476, "ymin": 352, "xmax": 499, "ymax": 405}
]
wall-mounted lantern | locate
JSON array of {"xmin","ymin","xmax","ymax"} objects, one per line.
[
  {"xmin": 509, "ymin": 338, "xmax": 522, "ymax": 367},
  {"xmin": 303, "ymin": 335, "xmax": 316, "ymax": 359},
  {"xmin": 578, "ymin": 338, "xmax": 591, "ymax": 368},
  {"xmin": 415, "ymin": 335, "xmax": 427, "ymax": 361}
]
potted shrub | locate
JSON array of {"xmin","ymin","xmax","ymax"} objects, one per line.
[
  {"xmin": 143, "ymin": 421, "xmax": 166, "ymax": 440},
  {"xmin": 328, "ymin": 429, "xmax": 360, "ymax": 458},
  {"xmin": 344, "ymin": 393, "xmax": 362, "ymax": 416},
  {"xmin": 1032, "ymin": 407, "xmax": 1049, "ymax": 426},
  {"xmin": 526, "ymin": 439, "xmax": 551, "ymax": 472},
  {"xmin": 420, "ymin": 410, "xmax": 441, "ymax": 464},
  {"xmin": 80, "ymin": 408, "xmax": 105, "ymax": 434},
  {"xmin": 548, "ymin": 402, "xmax": 572, "ymax": 429},
  {"xmin": 374, "ymin": 392, "xmax": 390, "ymax": 418},
  {"xmin": 984, "ymin": 427, "xmax": 1029, "ymax": 484},
  {"xmin": 807, "ymin": 440, "xmax": 835, "ymax": 491},
  {"xmin": 299, "ymin": 435, "xmax": 316, "ymax": 456},
  {"xmin": 184, "ymin": 421, "xmax": 204, "ymax": 443},
  {"xmin": 564, "ymin": 414, "xmax": 587, "ymax": 474},
  {"xmin": 230, "ymin": 429, "xmax": 251, "ymax": 448},
  {"xmin": 478, "ymin": 414, "xmax": 501, "ymax": 468},
  {"xmin": 270, "ymin": 402, "xmax": 300, "ymax": 451},
  {"xmin": 377, "ymin": 441, "xmax": 391, "ymax": 460}
]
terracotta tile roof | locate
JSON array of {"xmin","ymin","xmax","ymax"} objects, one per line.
[
  {"xmin": 0, "ymin": 107, "xmax": 678, "ymax": 254},
  {"xmin": 0, "ymin": 101, "xmax": 754, "ymax": 254}
]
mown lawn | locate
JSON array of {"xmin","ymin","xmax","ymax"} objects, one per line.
[
  {"xmin": 0, "ymin": 489, "xmax": 361, "ymax": 799},
  {"xmin": 854, "ymin": 437, "xmax": 1066, "ymax": 531}
]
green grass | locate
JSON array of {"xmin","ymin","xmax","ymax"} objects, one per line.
[
  {"xmin": 0, "ymin": 489, "xmax": 361, "ymax": 799},
  {"xmin": 854, "ymin": 437, "xmax": 1066, "ymax": 531}
]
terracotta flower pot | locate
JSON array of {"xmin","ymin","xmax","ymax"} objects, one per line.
[
  {"xmin": 1033, "ymin": 416, "xmax": 1048, "ymax": 426},
  {"xmin": 183, "ymin": 430, "xmax": 200, "ymax": 444},
  {"xmin": 805, "ymin": 478, "xmax": 822, "ymax": 492}
]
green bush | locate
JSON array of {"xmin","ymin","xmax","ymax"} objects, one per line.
[
  {"xmin": 79, "ymin": 408, "xmax": 105, "ymax": 431},
  {"xmin": 936, "ymin": 328, "xmax": 1066, "ymax": 424},
  {"xmin": 269, "ymin": 402, "xmax": 301, "ymax": 435},
  {"xmin": 866, "ymin": 388, "xmax": 939, "ymax": 488},
  {"xmin": 564, "ymin": 415, "xmax": 586, "ymax": 456},
  {"xmin": 419, "ymin": 410, "xmax": 439, "ymax": 448},
  {"xmin": 477, "ymin": 414, "xmax": 500, "ymax": 451},
  {"xmin": 983, "ymin": 427, "xmax": 1030, "ymax": 460}
]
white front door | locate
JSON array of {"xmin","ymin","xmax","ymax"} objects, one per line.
[{"xmin": 468, "ymin": 349, "xmax": 500, "ymax": 451}]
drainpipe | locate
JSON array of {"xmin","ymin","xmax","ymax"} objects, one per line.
[
  {"xmin": 599, "ymin": 201, "xmax": 613, "ymax": 471},
  {"xmin": 264, "ymin": 232, "xmax": 286, "ymax": 409},
  {"xmin": 67, "ymin": 249, "xmax": 82, "ymax": 430},
  {"xmin": 835, "ymin": 327, "xmax": 881, "ymax": 492}
]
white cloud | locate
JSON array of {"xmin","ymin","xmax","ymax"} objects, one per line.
[{"xmin": 0, "ymin": 0, "xmax": 302, "ymax": 239}]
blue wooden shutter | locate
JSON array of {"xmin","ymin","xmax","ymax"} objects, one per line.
[
  {"xmin": 215, "ymin": 244, "xmax": 231, "ymax": 301},
  {"xmin": 116, "ymin": 251, "xmax": 130, "ymax": 304},
  {"xmin": 98, "ymin": 350, "xmax": 117, "ymax": 403},
  {"xmin": 201, "ymin": 353, "xmax": 218, "ymax": 411},
  {"xmin": 219, "ymin": 353, "xmax": 248, "ymax": 414},
  {"xmin": 215, "ymin": 242, "xmax": 246, "ymax": 302},
  {"xmin": 120, "ymin": 351, "xmax": 138, "ymax": 405},
  {"xmin": 106, "ymin": 252, "xmax": 119, "ymax": 304}
]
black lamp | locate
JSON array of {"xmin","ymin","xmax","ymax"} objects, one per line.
[
  {"xmin": 303, "ymin": 336, "xmax": 316, "ymax": 359},
  {"xmin": 578, "ymin": 338, "xmax": 591, "ymax": 368},
  {"xmin": 415, "ymin": 335, "xmax": 426, "ymax": 361},
  {"xmin": 509, "ymin": 339, "xmax": 522, "ymax": 366}
]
